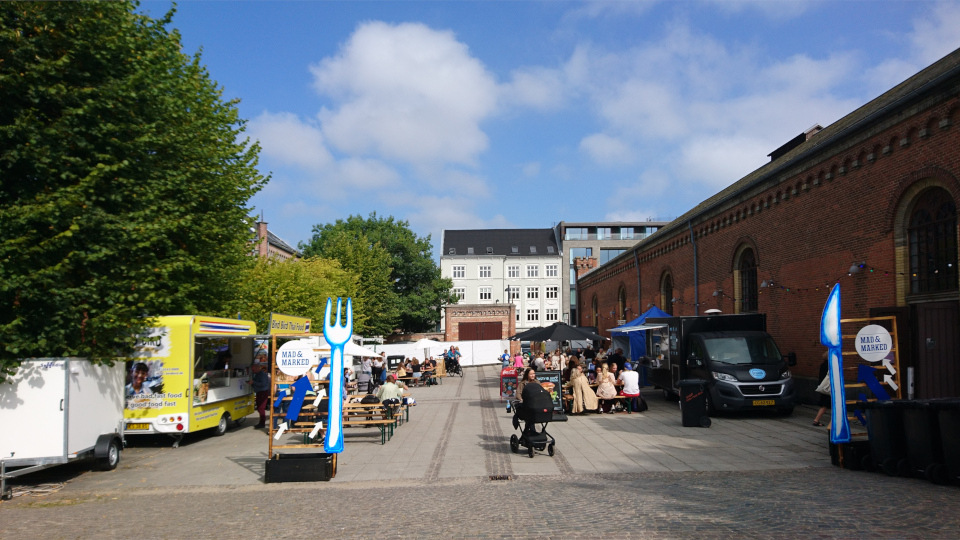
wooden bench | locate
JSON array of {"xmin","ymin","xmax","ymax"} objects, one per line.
[{"xmin": 563, "ymin": 393, "xmax": 636, "ymax": 413}]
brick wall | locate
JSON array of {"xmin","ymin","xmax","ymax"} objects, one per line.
[
  {"xmin": 443, "ymin": 304, "xmax": 516, "ymax": 342},
  {"xmin": 579, "ymin": 93, "xmax": 960, "ymax": 397}
]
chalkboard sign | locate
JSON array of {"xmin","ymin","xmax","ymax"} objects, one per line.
[{"xmin": 535, "ymin": 370, "xmax": 563, "ymax": 413}]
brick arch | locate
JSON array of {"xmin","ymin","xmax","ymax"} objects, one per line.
[
  {"xmin": 729, "ymin": 236, "xmax": 760, "ymax": 272},
  {"xmin": 886, "ymin": 167, "xmax": 960, "ymax": 306}
]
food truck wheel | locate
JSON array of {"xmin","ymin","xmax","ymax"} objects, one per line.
[
  {"xmin": 214, "ymin": 413, "xmax": 231, "ymax": 436},
  {"xmin": 96, "ymin": 439, "xmax": 121, "ymax": 471}
]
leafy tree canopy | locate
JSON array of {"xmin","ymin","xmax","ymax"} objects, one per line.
[
  {"xmin": 301, "ymin": 213, "xmax": 456, "ymax": 333},
  {"xmin": 0, "ymin": 2, "xmax": 267, "ymax": 379},
  {"xmin": 226, "ymin": 257, "xmax": 359, "ymax": 335}
]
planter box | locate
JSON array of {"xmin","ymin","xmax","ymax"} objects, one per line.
[{"xmin": 264, "ymin": 453, "xmax": 335, "ymax": 483}]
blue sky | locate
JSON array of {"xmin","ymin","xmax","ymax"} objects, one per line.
[{"xmin": 142, "ymin": 1, "xmax": 960, "ymax": 257}]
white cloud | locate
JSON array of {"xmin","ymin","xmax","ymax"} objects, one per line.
[
  {"xmin": 248, "ymin": 111, "xmax": 333, "ymax": 170},
  {"xmin": 522, "ymin": 162, "xmax": 541, "ymax": 178},
  {"xmin": 311, "ymin": 21, "xmax": 499, "ymax": 167},
  {"xmin": 701, "ymin": 0, "xmax": 818, "ymax": 20},
  {"xmin": 867, "ymin": 3, "xmax": 960, "ymax": 90},
  {"xmin": 579, "ymin": 133, "xmax": 633, "ymax": 164},
  {"xmin": 503, "ymin": 66, "xmax": 567, "ymax": 110}
]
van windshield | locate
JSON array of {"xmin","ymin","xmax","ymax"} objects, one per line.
[{"xmin": 702, "ymin": 336, "xmax": 782, "ymax": 365}]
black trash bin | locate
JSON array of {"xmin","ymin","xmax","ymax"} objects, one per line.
[
  {"xmin": 936, "ymin": 399, "xmax": 960, "ymax": 485},
  {"xmin": 902, "ymin": 400, "xmax": 947, "ymax": 483},
  {"xmin": 678, "ymin": 379, "xmax": 711, "ymax": 428},
  {"xmin": 859, "ymin": 400, "xmax": 908, "ymax": 476}
]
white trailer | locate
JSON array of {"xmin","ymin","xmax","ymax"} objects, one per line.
[{"xmin": 0, "ymin": 358, "xmax": 125, "ymax": 500}]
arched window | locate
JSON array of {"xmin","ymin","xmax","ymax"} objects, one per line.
[
  {"xmin": 909, "ymin": 188, "xmax": 958, "ymax": 294},
  {"xmin": 618, "ymin": 286, "xmax": 627, "ymax": 319},
  {"xmin": 739, "ymin": 248, "xmax": 758, "ymax": 312},
  {"xmin": 591, "ymin": 295, "xmax": 599, "ymax": 327},
  {"xmin": 661, "ymin": 272, "xmax": 674, "ymax": 316}
]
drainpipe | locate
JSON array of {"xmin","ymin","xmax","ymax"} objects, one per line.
[
  {"xmin": 688, "ymin": 221, "xmax": 699, "ymax": 315},
  {"xmin": 633, "ymin": 249, "xmax": 642, "ymax": 311}
]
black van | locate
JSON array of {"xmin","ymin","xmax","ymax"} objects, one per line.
[{"xmin": 646, "ymin": 314, "xmax": 797, "ymax": 416}]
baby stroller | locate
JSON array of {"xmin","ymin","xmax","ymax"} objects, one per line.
[
  {"xmin": 509, "ymin": 383, "xmax": 556, "ymax": 458},
  {"xmin": 445, "ymin": 357, "xmax": 463, "ymax": 377},
  {"xmin": 357, "ymin": 371, "xmax": 373, "ymax": 394}
]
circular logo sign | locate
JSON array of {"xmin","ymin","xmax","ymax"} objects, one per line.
[
  {"xmin": 276, "ymin": 341, "xmax": 316, "ymax": 377},
  {"xmin": 749, "ymin": 368, "xmax": 766, "ymax": 380},
  {"xmin": 855, "ymin": 324, "xmax": 893, "ymax": 362}
]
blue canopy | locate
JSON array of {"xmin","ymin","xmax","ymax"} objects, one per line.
[{"xmin": 610, "ymin": 306, "xmax": 670, "ymax": 365}]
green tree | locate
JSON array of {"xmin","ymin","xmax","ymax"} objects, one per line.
[
  {"xmin": 301, "ymin": 212, "xmax": 457, "ymax": 333},
  {"xmin": 316, "ymin": 230, "xmax": 399, "ymax": 336},
  {"xmin": 0, "ymin": 2, "xmax": 267, "ymax": 379},
  {"xmin": 227, "ymin": 257, "xmax": 359, "ymax": 335}
]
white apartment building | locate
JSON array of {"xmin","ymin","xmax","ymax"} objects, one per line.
[{"xmin": 440, "ymin": 229, "xmax": 563, "ymax": 334}]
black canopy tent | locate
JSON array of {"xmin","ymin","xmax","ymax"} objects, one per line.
[{"xmin": 509, "ymin": 322, "xmax": 606, "ymax": 342}]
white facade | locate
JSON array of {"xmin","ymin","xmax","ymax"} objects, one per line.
[{"xmin": 441, "ymin": 254, "xmax": 563, "ymax": 333}]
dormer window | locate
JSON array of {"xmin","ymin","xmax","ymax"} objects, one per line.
[
  {"xmin": 511, "ymin": 246, "xmax": 519, "ymax": 253},
  {"xmin": 467, "ymin": 247, "xmax": 474, "ymax": 254},
  {"xmin": 530, "ymin": 246, "xmax": 537, "ymax": 254},
  {"xmin": 448, "ymin": 248, "xmax": 456, "ymax": 255},
  {"xmin": 546, "ymin": 246, "xmax": 555, "ymax": 253},
  {"xmin": 486, "ymin": 247, "xmax": 493, "ymax": 254}
]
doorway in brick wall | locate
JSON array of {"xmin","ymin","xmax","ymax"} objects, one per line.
[
  {"xmin": 458, "ymin": 321, "xmax": 503, "ymax": 341},
  {"xmin": 914, "ymin": 301, "xmax": 960, "ymax": 398}
]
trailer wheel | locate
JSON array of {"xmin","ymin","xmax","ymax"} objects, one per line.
[
  {"xmin": 214, "ymin": 413, "xmax": 230, "ymax": 436},
  {"xmin": 96, "ymin": 439, "xmax": 121, "ymax": 471}
]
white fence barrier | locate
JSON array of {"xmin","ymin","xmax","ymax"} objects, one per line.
[{"xmin": 371, "ymin": 340, "xmax": 508, "ymax": 367}]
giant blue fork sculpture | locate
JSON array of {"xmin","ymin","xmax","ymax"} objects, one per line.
[
  {"xmin": 820, "ymin": 283, "xmax": 851, "ymax": 444},
  {"xmin": 323, "ymin": 297, "xmax": 352, "ymax": 454}
]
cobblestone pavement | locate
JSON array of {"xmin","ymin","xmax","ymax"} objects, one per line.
[{"xmin": 2, "ymin": 365, "xmax": 957, "ymax": 538}]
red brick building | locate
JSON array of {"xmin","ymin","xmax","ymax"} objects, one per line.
[{"xmin": 578, "ymin": 48, "xmax": 960, "ymax": 401}]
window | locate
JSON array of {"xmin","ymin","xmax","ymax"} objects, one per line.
[
  {"xmin": 591, "ymin": 295, "xmax": 598, "ymax": 327},
  {"xmin": 516, "ymin": 310, "xmax": 520, "ymax": 322},
  {"xmin": 452, "ymin": 265, "xmax": 465, "ymax": 278},
  {"xmin": 546, "ymin": 264, "xmax": 558, "ymax": 277},
  {"xmin": 621, "ymin": 227, "xmax": 635, "ymax": 239},
  {"xmin": 453, "ymin": 287, "xmax": 465, "ymax": 301},
  {"xmin": 565, "ymin": 227, "xmax": 588, "ymax": 240},
  {"xmin": 448, "ymin": 248, "xmax": 456, "ymax": 255},
  {"xmin": 570, "ymin": 267, "xmax": 577, "ymax": 283},
  {"xmin": 739, "ymin": 248, "xmax": 758, "ymax": 312},
  {"xmin": 479, "ymin": 265, "xmax": 491, "ymax": 278},
  {"xmin": 546, "ymin": 308, "xmax": 559, "ymax": 322},
  {"xmin": 909, "ymin": 188, "xmax": 958, "ymax": 294},
  {"xmin": 508, "ymin": 265, "xmax": 520, "ymax": 278},
  {"xmin": 597, "ymin": 227, "xmax": 612, "ymax": 240},
  {"xmin": 618, "ymin": 286, "xmax": 626, "ymax": 318},
  {"xmin": 546, "ymin": 286, "xmax": 558, "ymax": 299},
  {"xmin": 507, "ymin": 286, "xmax": 520, "ymax": 300},
  {"xmin": 467, "ymin": 247, "xmax": 474, "ymax": 254},
  {"xmin": 600, "ymin": 248, "xmax": 626, "ymax": 264},
  {"xmin": 530, "ymin": 246, "xmax": 537, "ymax": 254},
  {"xmin": 570, "ymin": 288, "xmax": 576, "ymax": 304},
  {"xmin": 661, "ymin": 272, "xmax": 674, "ymax": 316},
  {"xmin": 526, "ymin": 265, "xmax": 539, "ymax": 278},
  {"xmin": 511, "ymin": 246, "xmax": 519, "ymax": 253},
  {"xmin": 547, "ymin": 246, "xmax": 555, "ymax": 253},
  {"xmin": 486, "ymin": 246, "xmax": 493, "ymax": 254},
  {"xmin": 479, "ymin": 286, "xmax": 492, "ymax": 300},
  {"xmin": 526, "ymin": 309, "xmax": 539, "ymax": 322},
  {"xmin": 569, "ymin": 247, "xmax": 592, "ymax": 263},
  {"xmin": 526, "ymin": 287, "xmax": 539, "ymax": 300}
]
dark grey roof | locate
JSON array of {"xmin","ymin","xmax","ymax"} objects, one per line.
[
  {"xmin": 268, "ymin": 231, "xmax": 298, "ymax": 255},
  {"xmin": 442, "ymin": 229, "xmax": 559, "ymax": 257}
]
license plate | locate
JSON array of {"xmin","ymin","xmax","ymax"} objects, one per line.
[
  {"xmin": 126, "ymin": 423, "xmax": 150, "ymax": 430},
  {"xmin": 752, "ymin": 399, "xmax": 775, "ymax": 406}
]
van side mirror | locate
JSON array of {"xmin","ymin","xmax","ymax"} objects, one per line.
[
  {"xmin": 786, "ymin": 352, "xmax": 797, "ymax": 367},
  {"xmin": 687, "ymin": 353, "xmax": 702, "ymax": 368}
]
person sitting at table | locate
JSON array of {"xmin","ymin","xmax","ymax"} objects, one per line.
[
  {"xmin": 534, "ymin": 354, "xmax": 546, "ymax": 371},
  {"xmin": 618, "ymin": 365, "xmax": 641, "ymax": 413},
  {"xmin": 411, "ymin": 358, "xmax": 422, "ymax": 387},
  {"xmin": 595, "ymin": 363, "xmax": 618, "ymax": 413},
  {"xmin": 564, "ymin": 364, "xmax": 598, "ymax": 415},
  {"xmin": 344, "ymin": 367, "xmax": 357, "ymax": 393},
  {"xmin": 396, "ymin": 362, "xmax": 407, "ymax": 378},
  {"xmin": 376, "ymin": 374, "xmax": 405, "ymax": 406}
]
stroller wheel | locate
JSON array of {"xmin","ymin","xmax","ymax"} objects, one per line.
[
  {"xmin": 510, "ymin": 434, "xmax": 519, "ymax": 454},
  {"xmin": 548, "ymin": 443, "xmax": 555, "ymax": 457},
  {"xmin": 528, "ymin": 445, "xmax": 535, "ymax": 458}
]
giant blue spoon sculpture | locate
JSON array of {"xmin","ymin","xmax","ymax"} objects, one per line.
[
  {"xmin": 819, "ymin": 283, "xmax": 850, "ymax": 444},
  {"xmin": 323, "ymin": 297, "xmax": 352, "ymax": 454}
]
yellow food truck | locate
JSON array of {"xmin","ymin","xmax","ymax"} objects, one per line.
[{"xmin": 123, "ymin": 315, "xmax": 262, "ymax": 446}]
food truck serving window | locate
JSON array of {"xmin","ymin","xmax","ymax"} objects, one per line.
[{"xmin": 703, "ymin": 336, "xmax": 781, "ymax": 365}]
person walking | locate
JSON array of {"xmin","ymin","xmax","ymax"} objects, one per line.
[
  {"xmin": 813, "ymin": 351, "xmax": 830, "ymax": 427},
  {"xmin": 501, "ymin": 349, "xmax": 511, "ymax": 368},
  {"xmin": 251, "ymin": 362, "xmax": 270, "ymax": 429}
]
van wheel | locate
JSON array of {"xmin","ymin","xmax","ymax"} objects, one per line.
[
  {"xmin": 96, "ymin": 439, "xmax": 121, "ymax": 471},
  {"xmin": 662, "ymin": 388, "xmax": 675, "ymax": 401},
  {"xmin": 214, "ymin": 413, "xmax": 230, "ymax": 436}
]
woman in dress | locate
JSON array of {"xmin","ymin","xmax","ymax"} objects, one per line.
[{"xmin": 595, "ymin": 363, "xmax": 618, "ymax": 413}]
